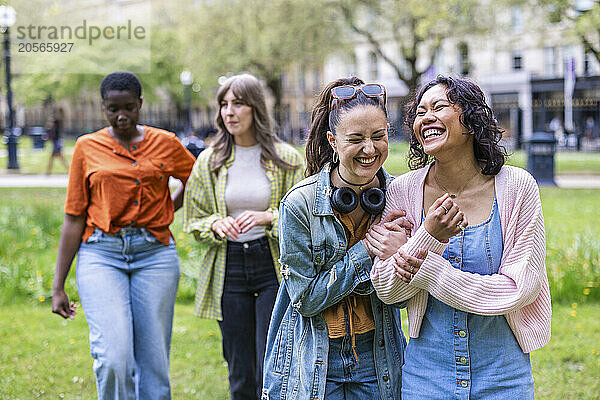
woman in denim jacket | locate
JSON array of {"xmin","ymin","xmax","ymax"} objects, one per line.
[{"xmin": 262, "ymin": 77, "xmax": 409, "ymax": 400}]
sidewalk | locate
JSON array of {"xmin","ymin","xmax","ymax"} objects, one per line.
[{"xmin": 0, "ymin": 173, "xmax": 599, "ymax": 188}]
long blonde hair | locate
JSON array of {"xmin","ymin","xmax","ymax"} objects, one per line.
[{"xmin": 210, "ymin": 73, "xmax": 299, "ymax": 173}]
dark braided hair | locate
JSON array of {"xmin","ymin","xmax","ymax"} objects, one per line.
[
  {"xmin": 404, "ymin": 75, "xmax": 507, "ymax": 175},
  {"xmin": 100, "ymin": 71, "xmax": 142, "ymax": 100},
  {"xmin": 305, "ymin": 77, "xmax": 388, "ymax": 176}
]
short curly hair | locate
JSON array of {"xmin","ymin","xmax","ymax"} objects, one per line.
[
  {"xmin": 405, "ymin": 75, "xmax": 507, "ymax": 175},
  {"xmin": 100, "ymin": 71, "xmax": 142, "ymax": 100}
]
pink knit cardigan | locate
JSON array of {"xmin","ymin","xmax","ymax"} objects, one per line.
[{"xmin": 371, "ymin": 165, "xmax": 551, "ymax": 353}]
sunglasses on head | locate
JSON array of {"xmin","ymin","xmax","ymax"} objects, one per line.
[{"xmin": 330, "ymin": 84, "xmax": 386, "ymax": 111}]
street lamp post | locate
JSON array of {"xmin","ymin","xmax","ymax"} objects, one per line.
[
  {"xmin": 179, "ymin": 71, "xmax": 193, "ymax": 135},
  {"xmin": 0, "ymin": 6, "xmax": 17, "ymax": 170}
]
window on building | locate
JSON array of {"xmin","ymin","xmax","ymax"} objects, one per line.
[
  {"xmin": 544, "ymin": 47, "xmax": 557, "ymax": 77},
  {"xmin": 368, "ymin": 51, "xmax": 378, "ymax": 80},
  {"xmin": 299, "ymin": 66, "xmax": 306, "ymax": 91},
  {"xmin": 512, "ymin": 52, "xmax": 523, "ymax": 71},
  {"xmin": 583, "ymin": 48, "xmax": 597, "ymax": 75},
  {"xmin": 457, "ymin": 42, "xmax": 470, "ymax": 76},
  {"xmin": 510, "ymin": 6, "xmax": 524, "ymax": 33}
]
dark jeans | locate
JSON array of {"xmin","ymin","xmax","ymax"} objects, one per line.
[{"xmin": 219, "ymin": 237, "xmax": 278, "ymax": 400}]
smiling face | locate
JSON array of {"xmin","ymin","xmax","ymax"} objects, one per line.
[
  {"xmin": 328, "ymin": 104, "xmax": 388, "ymax": 184},
  {"xmin": 413, "ymin": 84, "xmax": 472, "ymax": 157},
  {"xmin": 102, "ymin": 90, "xmax": 142, "ymax": 138},
  {"xmin": 220, "ymin": 89, "xmax": 257, "ymax": 146}
]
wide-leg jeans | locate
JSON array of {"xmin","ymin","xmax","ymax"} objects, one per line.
[{"xmin": 76, "ymin": 228, "xmax": 180, "ymax": 400}]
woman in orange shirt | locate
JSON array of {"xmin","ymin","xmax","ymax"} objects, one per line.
[{"xmin": 51, "ymin": 71, "xmax": 196, "ymax": 399}]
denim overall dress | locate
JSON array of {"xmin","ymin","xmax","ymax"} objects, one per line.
[{"xmin": 402, "ymin": 199, "xmax": 534, "ymax": 399}]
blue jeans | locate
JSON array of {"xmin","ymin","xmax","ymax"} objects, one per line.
[
  {"xmin": 76, "ymin": 228, "xmax": 180, "ymax": 400},
  {"xmin": 325, "ymin": 330, "xmax": 381, "ymax": 400},
  {"xmin": 219, "ymin": 237, "xmax": 279, "ymax": 400}
]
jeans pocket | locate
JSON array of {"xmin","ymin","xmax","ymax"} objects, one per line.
[
  {"xmin": 85, "ymin": 230, "xmax": 103, "ymax": 244},
  {"xmin": 143, "ymin": 230, "xmax": 158, "ymax": 243}
]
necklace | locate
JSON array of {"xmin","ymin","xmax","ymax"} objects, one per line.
[
  {"xmin": 433, "ymin": 168, "xmax": 479, "ymax": 199},
  {"xmin": 337, "ymin": 167, "xmax": 375, "ymax": 191}
]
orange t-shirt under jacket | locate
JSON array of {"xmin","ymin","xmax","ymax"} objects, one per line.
[{"xmin": 65, "ymin": 126, "xmax": 196, "ymax": 245}]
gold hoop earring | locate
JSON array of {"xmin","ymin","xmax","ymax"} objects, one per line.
[{"xmin": 332, "ymin": 151, "xmax": 339, "ymax": 163}]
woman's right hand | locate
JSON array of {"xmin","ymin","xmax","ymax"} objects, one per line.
[
  {"xmin": 51, "ymin": 288, "xmax": 77, "ymax": 319},
  {"xmin": 211, "ymin": 216, "xmax": 242, "ymax": 240},
  {"xmin": 423, "ymin": 193, "xmax": 468, "ymax": 242}
]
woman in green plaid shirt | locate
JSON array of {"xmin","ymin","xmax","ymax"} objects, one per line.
[{"xmin": 183, "ymin": 73, "xmax": 304, "ymax": 400}]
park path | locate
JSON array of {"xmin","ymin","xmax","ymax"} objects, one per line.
[{"xmin": 0, "ymin": 173, "xmax": 599, "ymax": 188}]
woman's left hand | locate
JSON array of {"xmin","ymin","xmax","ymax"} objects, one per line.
[
  {"xmin": 393, "ymin": 249, "xmax": 427, "ymax": 283},
  {"xmin": 235, "ymin": 210, "xmax": 274, "ymax": 233}
]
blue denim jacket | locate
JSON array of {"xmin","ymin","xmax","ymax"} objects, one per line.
[{"xmin": 261, "ymin": 164, "xmax": 405, "ymax": 400}]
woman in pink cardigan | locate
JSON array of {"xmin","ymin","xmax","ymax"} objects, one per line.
[{"xmin": 371, "ymin": 76, "xmax": 551, "ymax": 399}]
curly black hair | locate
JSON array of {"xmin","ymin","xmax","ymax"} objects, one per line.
[
  {"xmin": 100, "ymin": 71, "xmax": 142, "ymax": 100},
  {"xmin": 404, "ymin": 75, "xmax": 507, "ymax": 175}
]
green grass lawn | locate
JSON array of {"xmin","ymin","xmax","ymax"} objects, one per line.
[{"xmin": 1, "ymin": 302, "xmax": 597, "ymax": 399}]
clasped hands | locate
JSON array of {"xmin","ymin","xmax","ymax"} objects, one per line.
[
  {"xmin": 211, "ymin": 210, "xmax": 273, "ymax": 240},
  {"xmin": 393, "ymin": 193, "xmax": 469, "ymax": 283}
]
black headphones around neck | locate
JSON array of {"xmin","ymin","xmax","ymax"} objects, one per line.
[{"xmin": 330, "ymin": 168, "xmax": 386, "ymax": 215}]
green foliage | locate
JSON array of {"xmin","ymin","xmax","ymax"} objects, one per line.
[
  {"xmin": 534, "ymin": 0, "xmax": 600, "ymax": 63},
  {"xmin": 331, "ymin": 0, "xmax": 488, "ymax": 95},
  {"xmin": 540, "ymin": 188, "xmax": 600, "ymax": 303},
  {"xmin": 170, "ymin": 0, "xmax": 341, "ymax": 119}
]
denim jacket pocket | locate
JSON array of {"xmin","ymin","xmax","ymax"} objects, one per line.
[
  {"xmin": 272, "ymin": 309, "xmax": 298, "ymax": 375},
  {"xmin": 272, "ymin": 318, "xmax": 288, "ymax": 374},
  {"xmin": 312, "ymin": 244, "xmax": 326, "ymax": 268}
]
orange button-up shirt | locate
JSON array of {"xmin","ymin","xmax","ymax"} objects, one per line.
[{"xmin": 65, "ymin": 126, "xmax": 196, "ymax": 245}]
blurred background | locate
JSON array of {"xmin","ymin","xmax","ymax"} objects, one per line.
[{"xmin": 1, "ymin": 0, "xmax": 599, "ymax": 152}]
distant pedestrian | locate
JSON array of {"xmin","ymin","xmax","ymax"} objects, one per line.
[
  {"xmin": 46, "ymin": 108, "xmax": 69, "ymax": 174},
  {"xmin": 183, "ymin": 73, "xmax": 304, "ymax": 400},
  {"xmin": 584, "ymin": 116, "xmax": 596, "ymax": 139},
  {"xmin": 51, "ymin": 71, "xmax": 196, "ymax": 399}
]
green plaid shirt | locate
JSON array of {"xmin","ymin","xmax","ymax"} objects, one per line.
[{"xmin": 183, "ymin": 142, "xmax": 304, "ymax": 320}]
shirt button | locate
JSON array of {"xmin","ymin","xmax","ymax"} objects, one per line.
[
  {"xmin": 132, "ymin": 161, "xmax": 137, "ymax": 166},
  {"xmin": 133, "ymin": 200, "xmax": 138, "ymax": 205},
  {"xmin": 460, "ymin": 380, "xmax": 468, "ymax": 387},
  {"xmin": 132, "ymin": 145, "xmax": 137, "ymax": 150},
  {"xmin": 458, "ymin": 330, "xmax": 467, "ymax": 338},
  {"xmin": 382, "ymin": 375, "xmax": 389, "ymax": 382},
  {"xmin": 135, "ymin": 179, "xmax": 140, "ymax": 185},
  {"xmin": 378, "ymin": 339, "xmax": 384, "ymax": 347},
  {"xmin": 243, "ymin": 243, "xmax": 249, "ymax": 249},
  {"xmin": 460, "ymin": 356, "xmax": 468, "ymax": 364},
  {"xmin": 315, "ymin": 255, "xmax": 322, "ymax": 263}
]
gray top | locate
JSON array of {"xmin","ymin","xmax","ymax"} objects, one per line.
[{"xmin": 225, "ymin": 144, "xmax": 272, "ymax": 242}]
